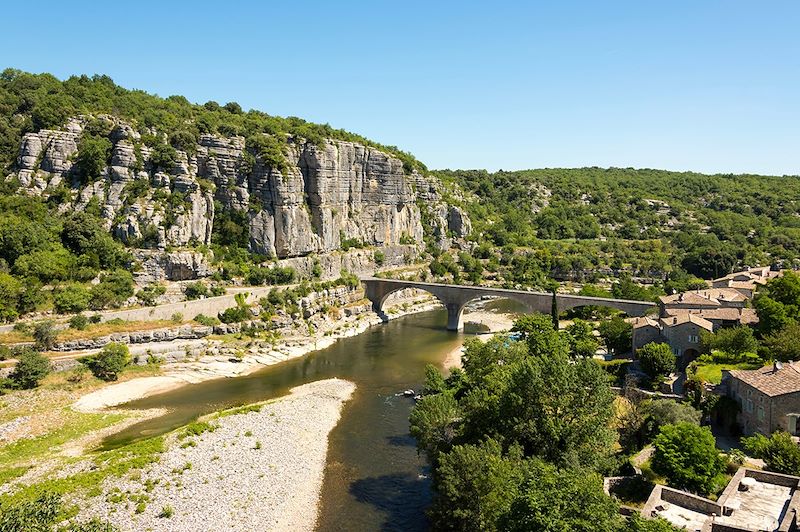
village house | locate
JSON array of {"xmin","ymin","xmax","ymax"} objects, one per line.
[
  {"xmin": 724, "ymin": 361, "xmax": 800, "ymax": 436},
  {"xmin": 630, "ymin": 267, "xmax": 780, "ymax": 366},
  {"xmin": 631, "ymin": 314, "xmax": 713, "ymax": 369}
]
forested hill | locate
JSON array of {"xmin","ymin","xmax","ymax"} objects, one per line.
[
  {"xmin": 0, "ymin": 69, "xmax": 424, "ymax": 174},
  {"xmin": 434, "ymin": 167, "xmax": 800, "ymax": 286}
]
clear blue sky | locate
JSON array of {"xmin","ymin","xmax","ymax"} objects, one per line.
[{"xmin": 1, "ymin": 1, "xmax": 798, "ymax": 175}]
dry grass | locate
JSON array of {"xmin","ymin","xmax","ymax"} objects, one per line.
[{"xmin": 0, "ymin": 320, "xmax": 188, "ymax": 346}]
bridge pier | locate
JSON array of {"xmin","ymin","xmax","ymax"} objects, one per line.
[{"xmin": 445, "ymin": 303, "xmax": 465, "ymax": 332}]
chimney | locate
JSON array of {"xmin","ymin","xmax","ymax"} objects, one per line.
[{"xmin": 774, "ymin": 361, "xmax": 784, "ymax": 373}]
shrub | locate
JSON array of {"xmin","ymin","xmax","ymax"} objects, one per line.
[
  {"xmin": 184, "ymin": 282, "xmax": 209, "ymax": 300},
  {"xmin": 743, "ymin": 431, "xmax": 800, "ymax": 475},
  {"xmin": 54, "ymin": 284, "xmax": 92, "ymax": 313},
  {"xmin": 374, "ymin": 250, "xmax": 385, "ymax": 266},
  {"xmin": 32, "ymin": 320, "xmax": 59, "ymax": 350},
  {"xmin": 701, "ymin": 326, "xmax": 758, "ymax": 359},
  {"xmin": 136, "ymin": 284, "xmax": 166, "ymax": 306},
  {"xmin": 246, "ymin": 266, "xmax": 296, "ymax": 286},
  {"xmin": 170, "ymin": 312, "xmax": 183, "ymax": 323},
  {"xmin": 651, "ymin": 422, "xmax": 726, "ymax": 495},
  {"xmin": 158, "ymin": 505, "xmax": 174, "ymax": 518},
  {"xmin": 9, "ymin": 348, "xmax": 51, "ymax": 389},
  {"xmin": 193, "ymin": 314, "xmax": 220, "ymax": 327},
  {"xmin": 89, "ymin": 314, "xmax": 102, "ymax": 324},
  {"xmin": 90, "ymin": 269, "xmax": 134, "ymax": 309},
  {"xmin": 69, "ymin": 314, "xmax": 89, "ymax": 330},
  {"xmin": 638, "ymin": 343, "xmax": 676, "ymax": 380},
  {"xmin": 82, "ymin": 342, "xmax": 130, "ymax": 381}
]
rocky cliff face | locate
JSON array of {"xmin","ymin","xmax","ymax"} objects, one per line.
[{"xmin": 9, "ymin": 115, "xmax": 467, "ymax": 260}]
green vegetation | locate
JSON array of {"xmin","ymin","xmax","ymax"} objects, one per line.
[
  {"xmin": 638, "ymin": 343, "xmax": 676, "ymax": 380},
  {"xmin": 410, "ymin": 315, "xmax": 627, "ymax": 530},
  {"xmin": 743, "ymin": 431, "xmax": 800, "ymax": 475},
  {"xmin": 80, "ymin": 342, "xmax": 130, "ymax": 381},
  {"xmin": 425, "ymin": 168, "xmax": 800, "ymax": 291},
  {"xmin": 8, "ymin": 348, "xmax": 51, "ymax": 389},
  {"xmin": 0, "ymin": 69, "xmax": 426, "ymax": 177},
  {"xmin": 651, "ymin": 422, "xmax": 727, "ymax": 495}
]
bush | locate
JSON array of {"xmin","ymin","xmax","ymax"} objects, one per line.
[
  {"xmin": 701, "ymin": 326, "xmax": 758, "ymax": 359},
  {"xmin": 170, "ymin": 312, "xmax": 183, "ymax": 323},
  {"xmin": 82, "ymin": 342, "xmax": 130, "ymax": 381},
  {"xmin": 374, "ymin": 250, "xmax": 385, "ymax": 266},
  {"xmin": 89, "ymin": 314, "xmax": 102, "ymax": 324},
  {"xmin": 33, "ymin": 320, "xmax": 58, "ymax": 350},
  {"xmin": 136, "ymin": 284, "xmax": 166, "ymax": 306},
  {"xmin": 743, "ymin": 431, "xmax": 800, "ymax": 475},
  {"xmin": 194, "ymin": 314, "xmax": 220, "ymax": 327},
  {"xmin": 158, "ymin": 505, "xmax": 174, "ymax": 518},
  {"xmin": 246, "ymin": 266, "xmax": 296, "ymax": 286},
  {"xmin": 184, "ymin": 282, "xmax": 209, "ymax": 300},
  {"xmin": 9, "ymin": 348, "xmax": 51, "ymax": 389},
  {"xmin": 69, "ymin": 314, "xmax": 89, "ymax": 330},
  {"xmin": 651, "ymin": 422, "xmax": 726, "ymax": 495},
  {"xmin": 638, "ymin": 343, "xmax": 676, "ymax": 379},
  {"xmin": 54, "ymin": 284, "xmax": 92, "ymax": 313}
]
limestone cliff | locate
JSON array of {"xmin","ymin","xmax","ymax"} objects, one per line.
[{"xmin": 10, "ymin": 115, "xmax": 468, "ymax": 260}]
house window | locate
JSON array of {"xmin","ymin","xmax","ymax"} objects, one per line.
[
  {"xmin": 688, "ymin": 335, "xmax": 699, "ymax": 343},
  {"xmin": 758, "ymin": 406, "xmax": 765, "ymax": 421},
  {"xmin": 747, "ymin": 399, "xmax": 754, "ymax": 413},
  {"xmin": 789, "ymin": 415, "xmax": 800, "ymax": 436}
]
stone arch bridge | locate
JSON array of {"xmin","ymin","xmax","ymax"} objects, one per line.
[{"xmin": 361, "ymin": 277, "xmax": 655, "ymax": 331}]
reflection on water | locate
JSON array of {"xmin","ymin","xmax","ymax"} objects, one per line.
[{"xmin": 101, "ymin": 300, "xmax": 526, "ymax": 531}]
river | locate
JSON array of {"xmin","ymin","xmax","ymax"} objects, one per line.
[{"xmin": 101, "ymin": 301, "xmax": 520, "ymax": 531}]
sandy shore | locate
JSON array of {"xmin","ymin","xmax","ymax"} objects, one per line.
[
  {"xmin": 79, "ymin": 379, "xmax": 356, "ymax": 532},
  {"xmin": 73, "ymin": 296, "xmax": 438, "ymax": 412},
  {"xmin": 441, "ymin": 309, "xmax": 517, "ymax": 370}
]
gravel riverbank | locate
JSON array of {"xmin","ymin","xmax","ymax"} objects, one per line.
[{"xmin": 78, "ymin": 378, "xmax": 356, "ymax": 532}]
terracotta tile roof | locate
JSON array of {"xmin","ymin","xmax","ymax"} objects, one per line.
[
  {"xmin": 660, "ymin": 292, "xmax": 720, "ymax": 307},
  {"xmin": 659, "ymin": 313, "xmax": 714, "ymax": 330},
  {"xmin": 730, "ymin": 362, "xmax": 800, "ymax": 397},
  {"xmin": 632, "ymin": 317, "xmax": 660, "ymax": 329}
]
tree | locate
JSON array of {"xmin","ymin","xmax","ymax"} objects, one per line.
[
  {"xmin": 565, "ymin": 319, "xmax": 598, "ymax": 358},
  {"xmin": 754, "ymin": 295, "xmax": 793, "ymax": 336},
  {"xmin": 700, "ymin": 326, "xmax": 758, "ymax": 359},
  {"xmin": 429, "ymin": 439, "xmax": 526, "ymax": 532},
  {"xmin": 32, "ymin": 320, "xmax": 58, "ymax": 350},
  {"xmin": 651, "ymin": 422, "xmax": 726, "ymax": 494},
  {"xmin": 638, "ymin": 343, "xmax": 676, "ymax": 379},
  {"xmin": 639, "ymin": 400, "xmax": 701, "ymax": 442},
  {"xmin": 0, "ymin": 271, "xmax": 22, "ymax": 321},
  {"xmin": 762, "ymin": 322, "xmax": 800, "ymax": 362},
  {"xmin": 409, "ymin": 392, "xmax": 461, "ymax": 462},
  {"xmin": 9, "ymin": 348, "xmax": 51, "ymax": 389},
  {"xmin": 82, "ymin": 342, "xmax": 130, "ymax": 381},
  {"xmin": 500, "ymin": 461, "xmax": 621, "ymax": 532},
  {"xmin": 742, "ymin": 431, "xmax": 800, "ymax": 475},
  {"xmin": 510, "ymin": 314, "xmax": 568, "ymax": 358},
  {"xmin": 466, "ymin": 351, "xmax": 617, "ymax": 468},
  {"xmin": 75, "ymin": 134, "xmax": 111, "ymax": 183},
  {"xmin": 598, "ymin": 317, "xmax": 633, "ymax": 355},
  {"xmin": 53, "ymin": 284, "xmax": 92, "ymax": 314}
]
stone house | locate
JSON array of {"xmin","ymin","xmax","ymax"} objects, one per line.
[
  {"xmin": 632, "ymin": 314, "xmax": 713, "ymax": 369},
  {"xmin": 725, "ymin": 361, "xmax": 800, "ymax": 436}
]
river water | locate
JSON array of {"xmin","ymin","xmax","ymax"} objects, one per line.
[{"xmin": 102, "ymin": 300, "xmax": 521, "ymax": 530}]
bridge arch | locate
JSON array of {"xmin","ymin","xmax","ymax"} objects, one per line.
[{"xmin": 361, "ymin": 278, "xmax": 655, "ymax": 331}]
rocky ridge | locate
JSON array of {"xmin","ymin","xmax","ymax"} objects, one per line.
[{"xmin": 10, "ymin": 116, "xmax": 470, "ymax": 263}]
